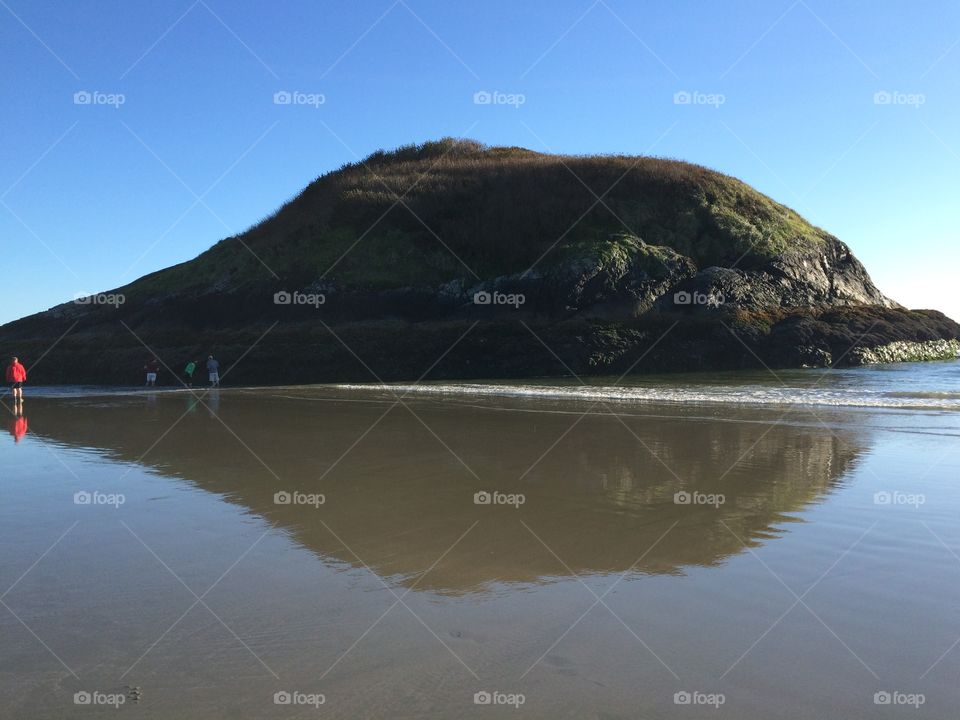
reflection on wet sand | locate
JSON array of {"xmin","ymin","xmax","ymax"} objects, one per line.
[
  {"xmin": 23, "ymin": 389, "xmax": 866, "ymax": 593},
  {"xmin": 6, "ymin": 401, "xmax": 27, "ymax": 443}
]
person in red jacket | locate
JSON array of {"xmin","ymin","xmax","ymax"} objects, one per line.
[{"xmin": 6, "ymin": 356, "xmax": 26, "ymax": 401}]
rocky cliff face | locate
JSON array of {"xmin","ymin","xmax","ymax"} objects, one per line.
[
  {"xmin": 455, "ymin": 233, "xmax": 896, "ymax": 320},
  {"xmin": 666, "ymin": 237, "xmax": 898, "ymax": 313}
]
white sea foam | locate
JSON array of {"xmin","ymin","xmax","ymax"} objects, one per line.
[{"xmin": 332, "ymin": 382, "xmax": 960, "ymax": 410}]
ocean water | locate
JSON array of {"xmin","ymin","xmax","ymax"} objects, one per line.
[
  {"xmin": 1, "ymin": 360, "xmax": 959, "ymax": 718},
  {"xmin": 335, "ymin": 359, "xmax": 960, "ymax": 410}
]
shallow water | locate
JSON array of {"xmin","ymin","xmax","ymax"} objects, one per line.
[
  {"xmin": 2, "ymin": 363, "xmax": 960, "ymax": 718},
  {"xmin": 336, "ymin": 359, "xmax": 960, "ymax": 410}
]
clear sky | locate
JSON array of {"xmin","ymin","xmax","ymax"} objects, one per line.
[{"xmin": 2, "ymin": 0, "xmax": 958, "ymax": 325}]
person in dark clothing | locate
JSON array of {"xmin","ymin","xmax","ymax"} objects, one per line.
[
  {"xmin": 206, "ymin": 355, "xmax": 220, "ymax": 387},
  {"xmin": 144, "ymin": 357, "xmax": 160, "ymax": 386}
]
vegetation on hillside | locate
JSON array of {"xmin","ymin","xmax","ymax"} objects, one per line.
[{"xmin": 124, "ymin": 138, "xmax": 830, "ymax": 299}]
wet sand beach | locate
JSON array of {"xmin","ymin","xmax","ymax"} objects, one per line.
[{"xmin": 2, "ymin": 364, "xmax": 959, "ymax": 718}]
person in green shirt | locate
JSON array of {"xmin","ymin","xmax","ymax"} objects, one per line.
[{"xmin": 184, "ymin": 360, "xmax": 197, "ymax": 387}]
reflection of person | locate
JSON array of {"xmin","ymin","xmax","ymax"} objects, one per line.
[
  {"xmin": 6, "ymin": 356, "xmax": 26, "ymax": 401},
  {"xmin": 144, "ymin": 357, "xmax": 160, "ymax": 386},
  {"xmin": 206, "ymin": 388, "xmax": 220, "ymax": 417},
  {"xmin": 184, "ymin": 360, "xmax": 197, "ymax": 387},
  {"xmin": 7, "ymin": 407, "xmax": 27, "ymax": 443},
  {"xmin": 206, "ymin": 355, "xmax": 220, "ymax": 387}
]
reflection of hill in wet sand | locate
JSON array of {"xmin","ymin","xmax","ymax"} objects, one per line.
[{"xmin": 25, "ymin": 390, "xmax": 868, "ymax": 593}]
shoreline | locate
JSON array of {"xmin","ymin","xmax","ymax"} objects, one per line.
[{"xmin": 9, "ymin": 356, "xmax": 960, "ymax": 412}]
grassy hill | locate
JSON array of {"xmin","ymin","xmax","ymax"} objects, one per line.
[
  {"xmin": 125, "ymin": 138, "xmax": 828, "ymax": 299},
  {"xmin": 1, "ymin": 139, "xmax": 956, "ymax": 385}
]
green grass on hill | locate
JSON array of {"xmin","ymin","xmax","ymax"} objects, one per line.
[{"xmin": 120, "ymin": 138, "xmax": 830, "ymax": 300}]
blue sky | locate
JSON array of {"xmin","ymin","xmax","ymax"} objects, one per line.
[{"xmin": 2, "ymin": 0, "xmax": 958, "ymax": 325}]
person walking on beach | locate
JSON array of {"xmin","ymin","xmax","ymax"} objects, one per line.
[
  {"xmin": 144, "ymin": 357, "xmax": 160, "ymax": 387},
  {"xmin": 184, "ymin": 359, "xmax": 197, "ymax": 387},
  {"xmin": 206, "ymin": 355, "xmax": 220, "ymax": 387},
  {"xmin": 6, "ymin": 356, "xmax": 26, "ymax": 401}
]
